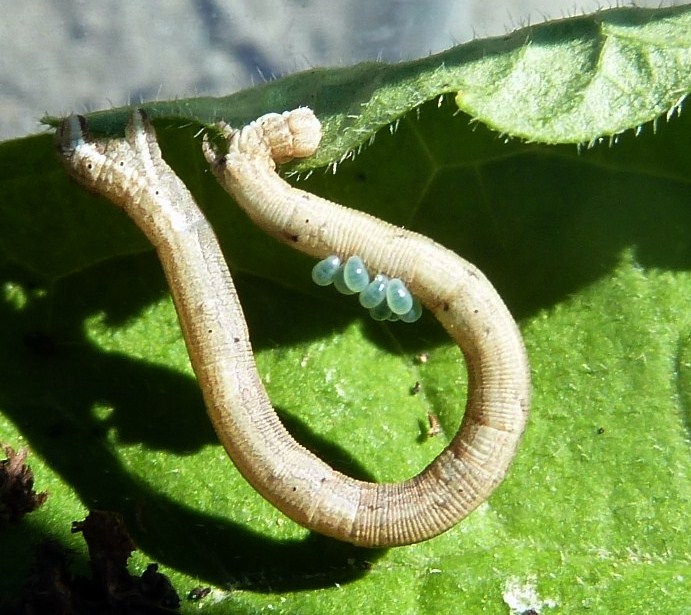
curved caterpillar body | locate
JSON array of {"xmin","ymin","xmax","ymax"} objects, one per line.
[
  {"xmin": 56, "ymin": 107, "xmax": 530, "ymax": 548},
  {"xmin": 312, "ymin": 254, "xmax": 422, "ymax": 323},
  {"xmin": 204, "ymin": 108, "xmax": 530, "ymax": 547}
]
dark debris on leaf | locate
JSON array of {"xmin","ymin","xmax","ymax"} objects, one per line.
[
  {"xmin": 2, "ymin": 509, "xmax": 180, "ymax": 614},
  {"xmin": 0, "ymin": 445, "xmax": 48, "ymax": 527},
  {"xmin": 187, "ymin": 586, "xmax": 211, "ymax": 601}
]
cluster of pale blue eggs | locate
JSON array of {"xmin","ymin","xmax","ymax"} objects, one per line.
[{"xmin": 311, "ymin": 255, "xmax": 422, "ymax": 323}]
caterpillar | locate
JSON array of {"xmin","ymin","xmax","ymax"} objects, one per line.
[{"xmin": 56, "ymin": 107, "xmax": 530, "ymax": 548}]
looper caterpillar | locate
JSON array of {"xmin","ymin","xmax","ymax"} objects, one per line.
[{"xmin": 56, "ymin": 108, "xmax": 530, "ymax": 548}]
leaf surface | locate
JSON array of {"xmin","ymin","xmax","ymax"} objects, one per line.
[{"xmin": 2, "ymin": 6, "xmax": 690, "ymax": 613}]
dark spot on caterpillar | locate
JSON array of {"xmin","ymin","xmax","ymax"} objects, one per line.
[
  {"xmin": 233, "ymin": 337, "xmax": 240, "ymax": 343},
  {"xmin": 119, "ymin": 161, "xmax": 124, "ymax": 166},
  {"xmin": 443, "ymin": 302, "xmax": 450, "ymax": 312},
  {"xmin": 292, "ymin": 486, "xmax": 297, "ymax": 492},
  {"xmin": 288, "ymin": 234, "xmax": 299, "ymax": 242},
  {"xmin": 473, "ymin": 309, "xmax": 479, "ymax": 314},
  {"xmin": 87, "ymin": 163, "xmax": 93, "ymax": 169},
  {"xmin": 207, "ymin": 329, "xmax": 213, "ymax": 334}
]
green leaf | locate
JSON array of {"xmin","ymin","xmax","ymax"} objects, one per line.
[
  {"xmin": 43, "ymin": 5, "xmax": 691, "ymax": 154},
  {"xmin": 2, "ymin": 5, "xmax": 690, "ymax": 613}
]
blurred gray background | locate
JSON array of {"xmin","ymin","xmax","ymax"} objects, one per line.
[{"xmin": 0, "ymin": 0, "xmax": 686, "ymax": 140}]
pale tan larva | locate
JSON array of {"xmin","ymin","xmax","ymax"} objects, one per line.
[
  {"xmin": 204, "ymin": 108, "xmax": 531, "ymax": 546},
  {"xmin": 426, "ymin": 412, "xmax": 442, "ymax": 438},
  {"xmin": 56, "ymin": 108, "xmax": 530, "ymax": 548}
]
